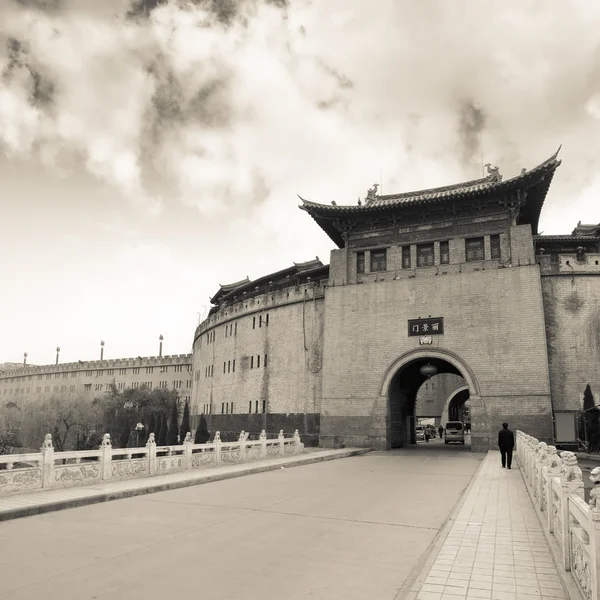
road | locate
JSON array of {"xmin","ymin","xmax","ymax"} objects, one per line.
[{"xmin": 0, "ymin": 439, "xmax": 483, "ymax": 600}]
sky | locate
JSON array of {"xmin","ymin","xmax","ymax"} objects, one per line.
[{"xmin": 1, "ymin": 0, "xmax": 600, "ymax": 366}]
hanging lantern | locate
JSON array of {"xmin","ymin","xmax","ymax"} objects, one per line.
[{"xmin": 420, "ymin": 363, "xmax": 438, "ymax": 379}]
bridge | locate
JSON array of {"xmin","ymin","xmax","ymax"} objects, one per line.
[{"xmin": 0, "ymin": 433, "xmax": 590, "ymax": 600}]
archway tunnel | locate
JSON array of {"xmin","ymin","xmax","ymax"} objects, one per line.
[{"xmin": 388, "ymin": 356, "xmax": 470, "ymax": 448}]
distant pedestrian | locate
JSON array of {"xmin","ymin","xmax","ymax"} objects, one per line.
[
  {"xmin": 498, "ymin": 422, "xmax": 515, "ymax": 469},
  {"xmin": 438, "ymin": 425, "xmax": 444, "ymax": 439},
  {"xmin": 425, "ymin": 428, "xmax": 430, "ymax": 443}
]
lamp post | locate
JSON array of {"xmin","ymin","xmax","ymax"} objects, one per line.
[
  {"xmin": 23, "ymin": 352, "xmax": 27, "ymax": 366},
  {"xmin": 55, "ymin": 346, "xmax": 60, "ymax": 365},
  {"xmin": 100, "ymin": 340, "xmax": 105, "ymax": 361},
  {"xmin": 135, "ymin": 422, "xmax": 144, "ymax": 448},
  {"xmin": 159, "ymin": 335, "xmax": 163, "ymax": 358}
]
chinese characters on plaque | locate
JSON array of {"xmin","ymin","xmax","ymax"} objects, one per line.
[{"xmin": 408, "ymin": 317, "xmax": 444, "ymax": 337}]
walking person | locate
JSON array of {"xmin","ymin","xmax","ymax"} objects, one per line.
[
  {"xmin": 424, "ymin": 428, "xmax": 430, "ymax": 443},
  {"xmin": 438, "ymin": 425, "xmax": 444, "ymax": 439},
  {"xmin": 498, "ymin": 422, "xmax": 515, "ymax": 469}
]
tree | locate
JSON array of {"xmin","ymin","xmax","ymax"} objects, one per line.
[
  {"xmin": 148, "ymin": 412, "xmax": 157, "ymax": 435},
  {"xmin": 167, "ymin": 399, "xmax": 179, "ymax": 445},
  {"xmin": 583, "ymin": 384, "xmax": 600, "ymax": 450},
  {"xmin": 584, "ymin": 384, "xmax": 595, "ymax": 411},
  {"xmin": 194, "ymin": 414, "xmax": 210, "ymax": 444},
  {"xmin": 179, "ymin": 400, "xmax": 191, "ymax": 442},
  {"xmin": 158, "ymin": 412, "xmax": 168, "ymax": 446}
]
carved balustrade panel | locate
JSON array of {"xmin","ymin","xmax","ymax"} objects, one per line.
[
  {"xmin": 0, "ymin": 467, "xmax": 42, "ymax": 496},
  {"xmin": 53, "ymin": 464, "xmax": 102, "ymax": 489},
  {"xmin": 570, "ymin": 528, "xmax": 593, "ymax": 600},
  {"xmin": 111, "ymin": 458, "xmax": 149, "ymax": 480}
]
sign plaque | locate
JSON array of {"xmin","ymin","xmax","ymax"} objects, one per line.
[{"xmin": 408, "ymin": 317, "xmax": 444, "ymax": 337}]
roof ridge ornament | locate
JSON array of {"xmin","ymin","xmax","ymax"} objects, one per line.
[
  {"xmin": 484, "ymin": 163, "xmax": 502, "ymax": 182},
  {"xmin": 365, "ymin": 183, "xmax": 379, "ymax": 203}
]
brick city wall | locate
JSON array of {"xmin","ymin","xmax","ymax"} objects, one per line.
[
  {"xmin": 192, "ymin": 288, "xmax": 325, "ymax": 420},
  {"xmin": 541, "ymin": 273, "xmax": 600, "ymax": 412},
  {"xmin": 320, "ymin": 262, "xmax": 553, "ymax": 451}
]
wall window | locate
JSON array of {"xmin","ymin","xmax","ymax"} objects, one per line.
[
  {"xmin": 370, "ymin": 249, "xmax": 387, "ymax": 272},
  {"xmin": 222, "ymin": 403, "xmax": 225, "ymax": 414},
  {"xmin": 264, "ymin": 354, "xmax": 268, "ymax": 367},
  {"xmin": 417, "ymin": 243, "xmax": 434, "ymax": 267},
  {"xmin": 249, "ymin": 401, "xmax": 252, "ymax": 413},
  {"xmin": 257, "ymin": 355, "xmax": 261, "ymax": 368},
  {"xmin": 440, "ymin": 241, "xmax": 450, "ymax": 264},
  {"xmin": 235, "ymin": 322, "xmax": 238, "ymax": 335},
  {"xmin": 160, "ymin": 366, "xmax": 168, "ymax": 373},
  {"xmin": 253, "ymin": 316, "xmax": 256, "ymax": 329},
  {"xmin": 356, "ymin": 251, "xmax": 365, "ymax": 274},
  {"xmin": 233, "ymin": 359, "xmax": 236, "ymax": 373},
  {"xmin": 250, "ymin": 356, "xmax": 254, "ymax": 369},
  {"xmin": 402, "ymin": 246, "xmax": 411, "ymax": 269},
  {"xmin": 223, "ymin": 361, "xmax": 226, "ymax": 374},
  {"xmin": 255, "ymin": 400, "xmax": 259, "ymax": 413},
  {"xmin": 175, "ymin": 365, "xmax": 183, "ymax": 373},
  {"xmin": 465, "ymin": 237, "xmax": 484, "ymax": 261},
  {"xmin": 262, "ymin": 400, "xmax": 266, "ymax": 413},
  {"xmin": 132, "ymin": 367, "xmax": 140, "ymax": 374},
  {"xmin": 107, "ymin": 369, "xmax": 114, "ymax": 376},
  {"xmin": 490, "ymin": 234, "xmax": 501, "ymax": 260},
  {"xmin": 84, "ymin": 384, "xmax": 91, "ymax": 391},
  {"xmin": 146, "ymin": 367, "xmax": 154, "ymax": 374},
  {"xmin": 228, "ymin": 360, "xmax": 231, "ymax": 373}
]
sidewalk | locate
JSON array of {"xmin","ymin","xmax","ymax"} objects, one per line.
[
  {"xmin": 407, "ymin": 451, "xmax": 571, "ymax": 600},
  {"xmin": 0, "ymin": 447, "xmax": 369, "ymax": 522}
]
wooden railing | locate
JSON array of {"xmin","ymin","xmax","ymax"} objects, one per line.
[
  {"xmin": 0, "ymin": 429, "xmax": 305, "ymax": 497},
  {"xmin": 517, "ymin": 430, "xmax": 599, "ymax": 600}
]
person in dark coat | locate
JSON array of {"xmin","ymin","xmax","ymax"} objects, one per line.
[
  {"xmin": 438, "ymin": 425, "xmax": 444, "ymax": 439},
  {"xmin": 498, "ymin": 422, "xmax": 515, "ymax": 469}
]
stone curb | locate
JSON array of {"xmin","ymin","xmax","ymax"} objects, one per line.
[
  {"xmin": 516, "ymin": 456, "xmax": 583, "ymax": 600},
  {"xmin": 0, "ymin": 448, "xmax": 371, "ymax": 523},
  {"xmin": 396, "ymin": 450, "xmax": 491, "ymax": 600}
]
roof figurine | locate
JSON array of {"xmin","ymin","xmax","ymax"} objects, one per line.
[
  {"xmin": 485, "ymin": 163, "xmax": 502, "ymax": 182},
  {"xmin": 365, "ymin": 183, "xmax": 379, "ymax": 204}
]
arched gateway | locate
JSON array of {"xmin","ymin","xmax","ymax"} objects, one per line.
[{"xmin": 379, "ymin": 348, "xmax": 483, "ymax": 449}]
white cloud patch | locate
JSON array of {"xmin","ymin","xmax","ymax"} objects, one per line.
[{"xmin": 1, "ymin": 0, "xmax": 600, "ymax": 228}]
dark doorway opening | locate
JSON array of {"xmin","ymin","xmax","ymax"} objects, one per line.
[{"xmin": 388, "ymin": 356, "xmax": 471, "ymax": 449}]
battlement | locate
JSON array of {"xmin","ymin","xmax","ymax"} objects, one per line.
[{"xmin": 0, "ymin": 353, "xmax": 192, "ymax": 379}]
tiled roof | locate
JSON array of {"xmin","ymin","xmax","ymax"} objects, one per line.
[
  {"xmin": 209, "ymin": 277, "xmax": 250, "ymax": 304},
  {"xmin": 299, "ymin": 148, "xmax": 561, "ymax": 215},
  {"xmin": 299, "ymin": 148, "xmax": 562, "ymax": 247}
]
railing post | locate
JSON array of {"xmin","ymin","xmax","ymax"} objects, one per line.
[
  {"xmin": 100, "ymin": 434, "xmax": 112, "ymax": 481},
  {"xmin": 545, "ymin": 446, "xmax": 562, "ymax": 533},
  {"xmin": 293, "ymin": 429, "xmax": 304, "ymax": 455},
  {"xmin": 147, "ymin": 433, "xmax": 157, "ymax": 474},
  {"xmin": 183, "ymin": 432, "xmax": 192, "ymax": 469},
  {"xmin": 589, "ymin": 468, "xmax": 600, "ymax": 600},
  {"xmin": 238, "ymin": 431, "xmax": 247, "ymax": 462},
  {"xmin": 40, "ymin": 434, "xmax": 54, "ymax": 489},
  {"xmin": 214, "ymin": 432, "xmax": 221, "ymax": 464},
  {"xmin": 536, "ymin": 443, "xmax": 549, "ymax": 512},
  {"xmin": 560, "ymin": 451, "xmax": 584, "ymax": 571},
  {"xmin": 278, "ymin": 430, "xmax": 285, "ymax": 456},
  {"xmin": 260, "ymin": 430, "xmax": 267, "ymax": 458}
]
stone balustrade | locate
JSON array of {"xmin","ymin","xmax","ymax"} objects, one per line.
[
  {"xmin": 517, "ymin": 430, "xmax": 598, "ymax": 600},
  {"xmin": 0, "ymin": 429, "xmax": 305, "ymax": 497}
]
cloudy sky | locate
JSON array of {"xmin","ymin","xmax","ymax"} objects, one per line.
[{"xmin": 1, "ymin": 0, "xmax": 599, "ymax": 366}]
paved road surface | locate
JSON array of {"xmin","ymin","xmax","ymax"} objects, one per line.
[{"xmin": 0, "ymin": 440, "xmax": 483, "ymax": 600}]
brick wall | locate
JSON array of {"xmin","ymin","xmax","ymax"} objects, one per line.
[
  {"xmin": 192, "ymin": 292, "xmax": 325, "ymax": 420},
  {"xmin": 320, "ymin": 262, "xmax": 553, "ymax": 451},
  {"xmin": 542, "ymin": 273, "xmax": 600, "ymax": 412}
]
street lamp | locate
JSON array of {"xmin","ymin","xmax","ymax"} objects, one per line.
[{"xmin": 135, "ymin": 422, "xmax": 144, "ymax": 448}]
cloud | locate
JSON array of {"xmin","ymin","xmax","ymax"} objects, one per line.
[{"xmin": 1, "ymin": 0, "xmax": 600, "ymax": 230}]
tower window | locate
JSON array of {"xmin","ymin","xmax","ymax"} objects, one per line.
[
  {"xmin": 465, "ymin": 237, "xmax": 484, "ymax": 261},
  {"xmin": 440, "ymin": 241, "xmax": 450, "ymax": 264},
  {"xmin": 402, "ymin": 246, "xmax": 411, "ymax": 269},
  {"xmin": 356, "ymin": 252, "xmax": 365, "ymax": 274},
  {"xmin": 370, "ymin": 249, "xmax": 387, "ymax": 272},
  {"xmin": 417, "ymin": 243, "xmax": 434, "ymax": 267},
  {"xmin": 490, "ymin": 234, "xmax": 501, "ymax": 260}
]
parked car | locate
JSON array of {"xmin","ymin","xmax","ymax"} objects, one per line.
[
  {"xmin": 445, "ymin": 421, "xmax": 465, "ymax": 445},
  {"xmin": 415, "ymin": 425, "xmax": 425, "ymax": 441}
]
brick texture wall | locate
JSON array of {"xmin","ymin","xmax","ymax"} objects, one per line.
[
  {"xmin": 415, "ymin": 373, "xmax": 466, "ymax": 421},
  {"xmin": 320, "ymin": 263, "xmax": 553, "ymax": 451},
  {"xmin": 542, "ymin": 274, "xmax": 600, "ymax": 412},
  {"xmin": 192, "ymin": 291, "xmax": 325, "ymax": 420}
]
